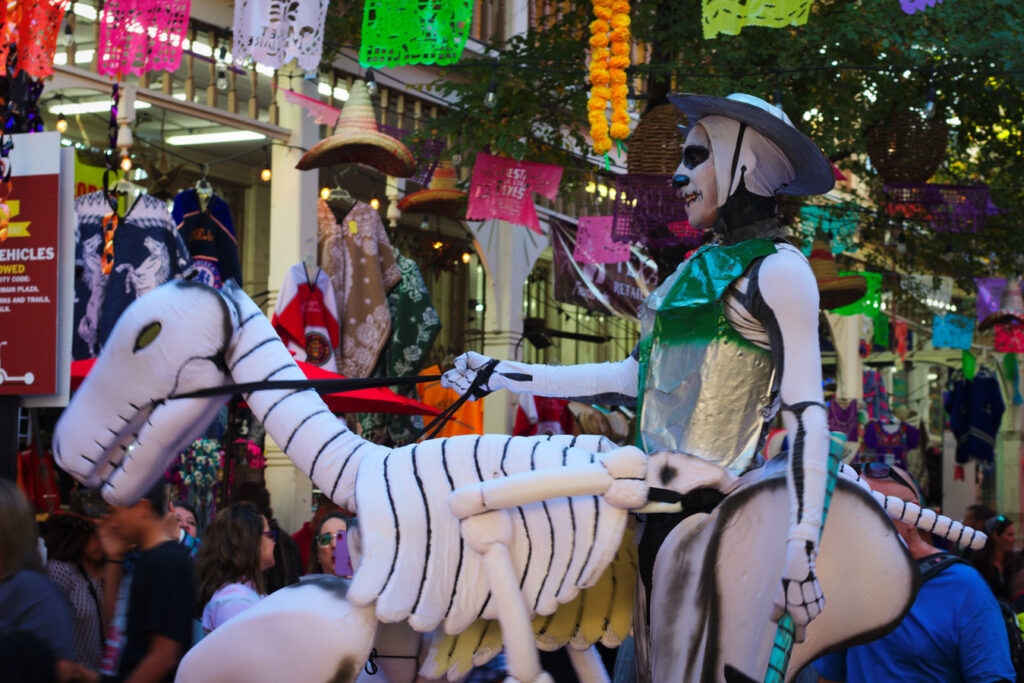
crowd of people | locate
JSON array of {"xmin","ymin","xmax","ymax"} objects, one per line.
[
  {"xmin": 0, "ymin": 466, "xmax": 1019, "ymax": 683},
  {"xmin": 0, "ymin": 480, "xmax": 353, "ymax": 683}
]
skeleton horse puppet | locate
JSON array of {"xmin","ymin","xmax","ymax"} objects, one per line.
[{"xmin": 53, "ymin": 94, "xmax": 985, "ymax": 682}]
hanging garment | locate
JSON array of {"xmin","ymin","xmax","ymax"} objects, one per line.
[
  {"xmin": 172, "ymin": 189, "xmax": 242, "ymax": 290},
  {"xmin": 317, "ymin": 199, "xmax": 401, "ymax": 378},
  {"xmin": 271, "ymin": 263, "xmax": 340, "ymax": 372},
  {"xmin": 945, "ymin": 367, "xmax": 1006, "ymax": 464},
  {"xmin": 73, "ymin": 191, "xmax": 190, "ymax": 360},
  {"xmin": 827, "ymin": 399, "xmax": 859, "ymax": 444},
  {"xmin": 513, "ymin": 395, "xmax": 574, "ymax": 437},
  {"xmin": 859, "ymin": 419, "xmax": 920, "ymax": 469},
  {"xmin": 357, "ymin": 253, "xmax": 442, "ymax": 445},
  {"xmin": 862, "ymin": 369, "xmax": 892, "ymax": 422},
  {"xmin": 416, "ymin": 365, "xmax": 483, "ymax": 438}
]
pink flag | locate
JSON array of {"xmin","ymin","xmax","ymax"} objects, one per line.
[
  {"xmin": 574, "ymin": 216, "xmax": 628, "ymax": 264},
  {"xmin": 97, "ymin": 0, "xmax": 190, "ymax": 78},
  {"xmin": 466, "ymin": 153, "xmax": 563, "ymax": 234},
  {"xmin": 275, "ymin": 85, "xmax": 341, "ymax": 127}
]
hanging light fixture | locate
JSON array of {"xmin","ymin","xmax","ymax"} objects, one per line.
[
  {"xmin": 369, "ymin": 197, "xmax": 380, "ymax": 210},
  {"xmin": 483, "ymin": 77, "xmax": 497, "ymax": 108},
  {"xmin": 320, "ymin": 187, "xmax": 331, "ymax": 200},
  {"xmin": 365, "ymin": 69, "xmax": 378, "ymax": 97},
  {"xmin": 461, "ymin": 251, "xmax": 471, "ymax": 264},
  {"xmin": 260, "ymin": 146, "xmax": 272, "ymax": 182},
  {"xmin": 120, "ymin": 154, "xmax": 133, "ymax": 172},
  {"xmin": 56, "ymin": 114, "xmax": 68, "ymax": 134}
]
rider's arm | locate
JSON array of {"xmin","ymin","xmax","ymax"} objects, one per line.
[
  {"xmin": 440, "ymin": 350, "xmax": 639, "ymax": 406},
  {"xmin": 754, "ymin": 248, "xmax": 830, "ymax": 638}
]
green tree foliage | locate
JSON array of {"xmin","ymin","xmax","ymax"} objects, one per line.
[{"xmin": 330, "ymin": 0, "xmax": 1024, "ymax": 281}]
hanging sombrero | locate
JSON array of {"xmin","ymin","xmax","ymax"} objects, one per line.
[
  {"xmin": 979, "ymin": 277, "xmax": 1024, "ymax": 331},
  {"xmin": 296, "ymin": 80, "xmax": 416, "ymax": 177},
  {"xmin": 396, "ymin": 161, "xmax": 467, "ymax": 218},
  {"xmin": 809, "ymin": 236, "xmax": 867, "ymax": 310}
]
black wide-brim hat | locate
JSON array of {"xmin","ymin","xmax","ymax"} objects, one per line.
[{"xmin": 667, "ymin": 92, "xmax": 836, "ymax": 197}]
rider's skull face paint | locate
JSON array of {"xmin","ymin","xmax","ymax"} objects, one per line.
[{"xmin": 673, "ymin": 124, "xmax": 718, "ymax": 230}]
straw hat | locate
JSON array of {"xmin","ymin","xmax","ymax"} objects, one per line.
[
  {"xmin": 296, "ymin": 80, "xmax": 416, "ymax": 177},
  {"xmin": 809, "ymin": 236, "xmax": 867, "ymax": 310},
  {"xmin": 667, "ymin": 93, "xmax": 835, "ymax": 197},
  {"xmin": 979, "ymin": 277, "xmax": 1024, "ymax": 331},
  {"xmin": 396, "ymin": 161, "xmax": 467, "ymax": 218},
  {"xmin": 567, "ymin": 402, "xmax": 612, "ymax": 439}
]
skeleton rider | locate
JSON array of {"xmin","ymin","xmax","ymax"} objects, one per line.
[{"xmin": 442, "ymin": 93, "xmax": 835, "ymax": 643}]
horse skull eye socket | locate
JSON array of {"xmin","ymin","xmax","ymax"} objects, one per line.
[
  {"xmin": 134, "ymin": 322, "xmax": 162, "ymax": 352},
  {"xmin": 683, "ymin": 144, "xmax": 710, "ymax": 170}
]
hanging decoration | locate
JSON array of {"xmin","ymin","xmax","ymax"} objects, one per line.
[
  {"xmin": 274, "ymin": 84, "xmax": 342, "ymax": 127},
  {"xmin": 832, "ymin": 271, "xmax": 883, "ymax": 317},
  {"xmin": 701, "ymin": 0, "xmax": 813, "ymax": 39},
  {"xmin": 397, "ymin": 161, "xmax": 467, "ymax": 219},
  {"xmin": 994, "ymin": 323, "xmax": 1024, "ymax": 354},
  {"xmin": 0, "ymin": 0, "xmax": 67, "ymax": 79},
  {"xmin": 574, "ymin": 216, "xmax": 629, "ymax": 264},
  {"xmin": 233, "ymin": 0, "xmax": 328, "ymax": 71},
  {"xmin": 795, "ymin": 204, "xmax": 859, "ymax": 255},
  {"xmin": 807, "ymin": 236, "xmax": 867, "ymax": 311},
  {"xmin": 587, "ymin": 0, "xmax": 630, "ymax": 156},
  {"xmin": 979, "ymin": 277, "xmax": 1024, "ymax": 331},
  {"xmin": 974, "ymin": 277, "xmax": 1007, "ymax": 323},
  {"xmin": 379, "ymin": 124, "xmax": 446, "ymax": 187},
  {"xmin": 295, "ymin": 80, "xmax": 415, "ymax": 177},
  {"xmin": 885, "ymin": 183, "xmax": 991, "ymax": 234},
  {"xmin": 931, "ymin": 313, "xmax": 974, "ymax": 351},
  {"xmin": 610, "ymin": 174, "xmax": 701, "ymax": 248},
  {"xmin": 165, "ymin": 438, "xmax": 224, "ymax": 531},
  {"xmin": 465, "ymin": 152, "xmax": 562, "ymax": 234},
  {"xmin": 899, "ymin": 0, "xmax": 943, "ymax": 14},
  {"xmin": 358, "ymin": 0, "xmax": 472, "ymax": 68},
  {"xmin": 97, "ymin": 0, "xmax": 190, "ymax": 78}
]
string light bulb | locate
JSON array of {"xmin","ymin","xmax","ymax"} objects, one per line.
[
  {"xmin": 62, "ymin": 22, "xmax": 74, "ymax": 47},
  {"xmin": 365, "ymin": 69, "xmax": 378, "ymax": 97},
  {"xmin": 260, "ymin": 147, "xmax": 271, "ymax": 182},
  {"xmin": 484, "ymin": 77, "xmax": 497, "ymax": 108},
  {"xmin": 320, "ymin": 187, "xmax": 331, "ymax": 200},
  {"xmin": 56, "ymin": 114, "xmax": 68, "ymax": 134},
  {"xmin": 461, "ymin": 251, "xmax": 471, "ymax": 264},
  {"xmin": 217, "ymin": 69, "xmax": 228, "ymax": 91},
  {"xmin": 120, "ymin": 154, "xmax": 133, "ymax": 172},
  {"xmin": 369, "ymin": 197, "xmax": 380, "ymax": 210}
]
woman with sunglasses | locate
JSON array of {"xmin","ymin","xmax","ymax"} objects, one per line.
[
  {"xmin": 309, "ymin": 511, "xmax": 352, "ymax": 576},
  {"xmin": 197, "ymin": 502, "xmax": 276, "ymax": 633},
  {"xmin": 972, "ymin": 514, "xmax": 1019, "ymax": 601}
]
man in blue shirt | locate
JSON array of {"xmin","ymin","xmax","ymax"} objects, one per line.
[{"xmin": 814, "ymin": 468, "xmax": 1014, "ymax": 683}]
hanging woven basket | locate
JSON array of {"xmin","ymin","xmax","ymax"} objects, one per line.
[
  {"xmin": 627, "ymin": 104, "xmax": 686, "ymax": 175},
  {"xmin": 864, "ymin": 107, "xmax": 949, "ymax": 184}
]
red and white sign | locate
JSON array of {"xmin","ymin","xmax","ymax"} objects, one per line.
[{"xmin": 0, "ymin": 133, "xmax": 73, "ymax": 402}]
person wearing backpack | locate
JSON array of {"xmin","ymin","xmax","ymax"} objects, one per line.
[{"xmin": 814, "ymin": 464, "xmax": 1015, "ymax": 683}]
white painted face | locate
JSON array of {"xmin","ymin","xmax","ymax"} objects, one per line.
[{"xmin": 673, "ymin": 124, "xmax": 718, "ymax": 231}]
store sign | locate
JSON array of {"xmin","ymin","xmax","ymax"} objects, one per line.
[
  {"xmin": 550, "ymin": 217, "xmax": 658, "ymax": 320},
  {"xmin": 0, "ymin": 133, "xmax": 73, "ymax": 403}
]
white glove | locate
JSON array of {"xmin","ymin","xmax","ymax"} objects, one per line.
[
  {"xmin": 440, "ymin": 352, "xmax": 534, "ymax": 400},
  {"xmin": 770, "ymin": 539, "xmax": 824, "ymax": 643}
]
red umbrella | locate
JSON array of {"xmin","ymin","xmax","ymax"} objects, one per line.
[{"xmin": 70, "ymin": 358, "xmax": 439, "ymax": 417}]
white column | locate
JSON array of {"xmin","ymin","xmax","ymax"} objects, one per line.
[{"xmin": 264, "ymin": 66, "xmax": 321, "ymax": 533}]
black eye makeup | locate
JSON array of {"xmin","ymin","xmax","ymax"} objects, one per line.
[{"xmin": 682, "ymin": 144, "xmax": 710, "ymax": 170}]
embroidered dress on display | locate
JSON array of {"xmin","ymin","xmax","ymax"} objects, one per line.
[
  {"xmin": 97, "ymin": 0, "xmax": 189, "ymax": 77},
  {"xmin": 232, "ymin": 0, "xmax": 328, "ymax": 71},
  {"xmin": 358, "ymin": 0, "xmax": 472, "ymax": 67}
]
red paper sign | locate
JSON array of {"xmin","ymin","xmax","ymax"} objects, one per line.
[
  {"xmin": 0, "ymin": 174, "xmax": 61, "ymax": 395},
  {"xmin": 466, "ymin": 153, "xmax": 562, "ymax": 234}
]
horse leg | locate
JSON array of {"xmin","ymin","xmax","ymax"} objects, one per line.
[
  {"xmin": 567, "ymin": 646, "xmax": 611, "ymax": 683},
  {"xmin": 461, "ymin": 511, "xmax": 553, "ymax": 683}
]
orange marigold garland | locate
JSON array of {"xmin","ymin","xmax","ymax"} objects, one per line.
[{"xmin": 589, "ymin": 0, "xmax": 631, "ymax": 156}]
